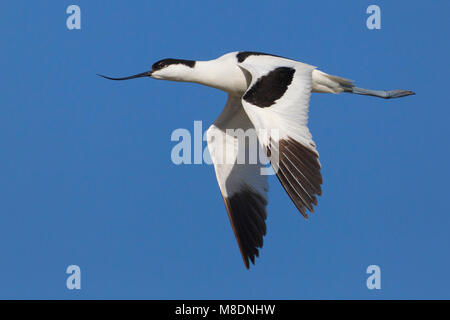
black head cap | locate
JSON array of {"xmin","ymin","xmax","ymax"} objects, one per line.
[{"xmin": 152, "ymin": 58, "xmax": 196, "ymax": 71}]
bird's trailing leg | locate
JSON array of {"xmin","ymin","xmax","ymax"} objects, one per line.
[
  {"xmin": 349, "ymin": 87, "xmax": 415, "ymax": 99},
  {"xmin": 311, "ymin": 69, "xmax": 415, "ymax": 99}
]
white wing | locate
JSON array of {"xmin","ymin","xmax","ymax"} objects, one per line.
[
  {"xmin": 238, "ymin": 54, "xmax": 323, "ymax": 217},
  {"xmin": 206, "ymin": 95, "xmax": 269, "ymax": 269}
]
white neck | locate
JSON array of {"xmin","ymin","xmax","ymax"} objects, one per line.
[{"xmin": 181, "ymin": 59, "xmax": 249, "ymax": 96}]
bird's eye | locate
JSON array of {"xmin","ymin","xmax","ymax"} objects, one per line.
[{"xmin": 158, "ymin": 62, "xmax": 166, "ymax": 69}]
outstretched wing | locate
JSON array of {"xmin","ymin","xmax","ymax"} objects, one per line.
[
  {"xmin": 238, "ymin": 54, "xmax": 323, "ymax": 217},
  {"xmin": 206, "ymin": 95, "xmax": 269, "ymax": 269}
]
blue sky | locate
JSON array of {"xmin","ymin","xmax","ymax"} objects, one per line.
[{"xmin": 0, "ymin": 0, "xmax": 449, "ymax": 299}]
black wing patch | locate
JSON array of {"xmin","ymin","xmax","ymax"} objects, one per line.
[
  {"xmin": 236, "ymin": 51, "xmax": 284, "ymax": 63},
  {"xmin": 222, "ymin": 186, "xmax": 268, "ymax": 269},
  {"xmin": 271, "ymin": 137, "xmax": 322, "ymax": 218},
  {"xmin": 243, "ymin": 67, "xmax": 295, "ymax": 108}
]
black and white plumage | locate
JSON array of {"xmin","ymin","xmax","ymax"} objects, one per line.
[{"xmin": 99, "ymin": 51, "xmax": 414, "ymax": 269}]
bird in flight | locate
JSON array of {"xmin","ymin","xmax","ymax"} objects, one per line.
[{"xmin": 99, "ymin": 51, "xmax": 414, "ymax": 269}]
